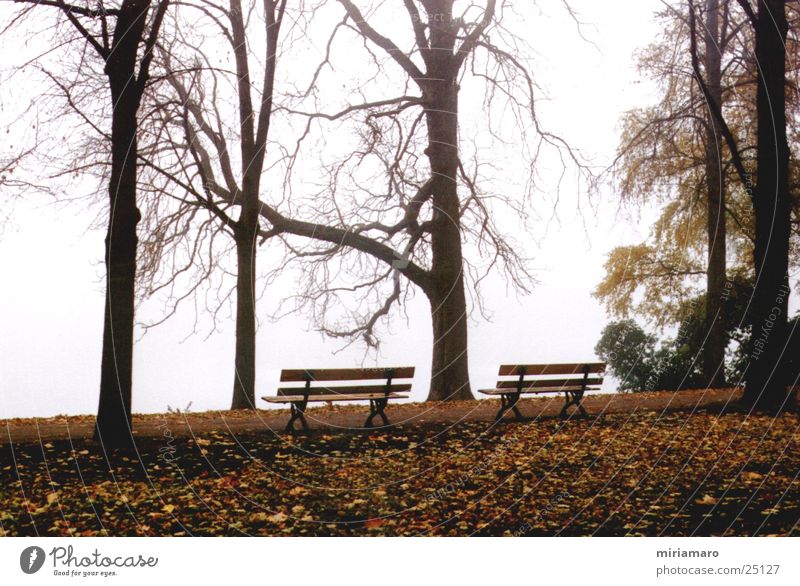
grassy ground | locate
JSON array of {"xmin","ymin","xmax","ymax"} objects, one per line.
[{"xmin": 1, "ymin": 402, "xmax": 798, "ymax": 536}]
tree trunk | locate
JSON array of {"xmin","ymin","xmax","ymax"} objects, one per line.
[
  {"xmin": 94, "ymin": 0, "xmax": 151, "ymax": 450},
  {"xmin": 94, "ymin": 97, "xmax": 139, "ymax": 450},
  {"xmin": 742, "ymin": 0, "xmax": 791, "ymax": 411},
  {"xmin": 426, "ymin": 273, "xmax": 473, "ymax": 401},
  {"xmin": 421, "ymin": 13, "xmax": 473, "ymax": 401},
  {"xmin": 231, "ymin": 229, "xmax": 257, "ymax": 409},
  {"xmin": 226, "ymin": 0, "xmax": 272, "ymax": 409},
  {"xmin": 702, "ymin": 0, "xmax": 727, "ymax": 387}
]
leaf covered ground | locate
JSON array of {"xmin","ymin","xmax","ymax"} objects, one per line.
[{"xmin": 1, "ymin": 408, "xmax": 798, "ymax": 536}]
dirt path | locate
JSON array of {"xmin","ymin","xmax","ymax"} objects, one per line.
[{"xmin": 0, "ymin": 388, "xmax": 763, "ymax": 445}]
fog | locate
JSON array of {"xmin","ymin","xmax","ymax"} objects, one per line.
[{"xmin": 1, "ymin": 0, "xmax": 665, "ymax": 418}]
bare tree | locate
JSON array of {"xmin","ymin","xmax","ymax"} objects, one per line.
[
  {"xmin": 138, "ymin": 0, "xmax": 287, "ymax": 410},
  {"xmin": 265, "ymin": 0, "xmax": 583, "ymax": 401},
  {"xmin": 9, "ymin": 0, "xmax": 171, "ymax": 448}
]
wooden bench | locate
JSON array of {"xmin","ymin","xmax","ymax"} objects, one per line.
[
  {"xmin": 261, "ymin": 367, "xmax": 414, "ymax": 431},
  {"xmin": 479, "ymin": 362, "xmax": 606, "ymax": 422}
]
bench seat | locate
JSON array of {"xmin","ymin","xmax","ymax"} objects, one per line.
[
  {"xmin": 262, "ymin": 392, "xmax": 410, "ymax": 403},
  {"xmin": 479, "ymin": 387, "xmax": 600, "ymax": 395}
]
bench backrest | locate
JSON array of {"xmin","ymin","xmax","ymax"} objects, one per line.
[
  {"xmin": 494, "ymin": 362, "xmax": 606, "ymax": 392},
  {"xmin": 277, "ymin": 367, "xmax": 415, "ymax": 398}
]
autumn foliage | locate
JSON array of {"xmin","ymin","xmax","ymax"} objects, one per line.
[{"xmin": 2, "ymin": 406, "xmax": 798, "ymax": 536}]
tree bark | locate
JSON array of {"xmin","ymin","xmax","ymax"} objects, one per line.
[
  {"xmin": 426, "ymin": 273, "xmax": 473, "ymax": 401},
  {"xmin": 742, "ymin": 0, "xmax": 791, "ymax": 411},
  {"xmin": 702, "ymin": 0, "xmax": 728, "ymax": 387},
  {"xmin": 421, "ymin": 1, "xmax": 473, "ymax": 401},
  {"xmin": 230, "ymin": 229, "xmax": 257, "ymax": 409},
  {"xmin": 94, "ymin": 0, "xmax": 152, "ymax": 450},
  {"xmin": 224, "ymin": 0, "xmax": 281, "ymax": 409}
]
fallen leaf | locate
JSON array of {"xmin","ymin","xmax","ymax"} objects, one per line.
[{"xmin": 742, "ymin": 471, "xmax": 764, "ymax": 482}]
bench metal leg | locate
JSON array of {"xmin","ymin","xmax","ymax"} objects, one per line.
[
  {"xmin": 495, "ymin": 392, "xmax": 523, "ymax": 422},
  {"xmin": 365, "ymin": 398, "xmax": 390, "ymax": 428},
  {"xmin": 286, "ymin": 400, "xmax": 309, "ymax": 432},
  {"xmin": 577, "ymin": 395, "xmax": 588, "ymax": 417},
  {"xmin": 560, "ymin": 392, "xmax": 570, "ymax": 419},
  {"xmin": 560, "ymin": 390, "xmax": 588, "ymax": 419}
]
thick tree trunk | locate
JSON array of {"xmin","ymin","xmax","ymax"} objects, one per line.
[
  {"xmin": 702, "ymin": 0, "xmax": 727, "ymax": 387},
  {"xmin": 742, "ymin": 0, "xmax": 791, "ymax": 411},
  {"xmin": 231, "ymin": 230, "xmax": 257, "ymax": 409},
  {"xmin": 94, "ymin": 0, "xmax": 151, "ymax": 450},
  {"xmin": 426, "ymin": 273, "xmax": 473, "ymax": 401},
  {"xmin": 421, "ymin": 11, "xmax": 473, "ymax": 401},
  {"xmin": 94, "ymin": 98, "xmax": 140, "ymax": 450}
]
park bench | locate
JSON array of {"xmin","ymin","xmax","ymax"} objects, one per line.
[
  {"xmin": 479, "ymin": 362, "xmax": 606, "ymax": 422},
  {"xmin": 261, "ymin": 367, "xmax": 415, "ymax": 432}
]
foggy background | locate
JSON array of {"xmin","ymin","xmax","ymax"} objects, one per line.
[{"xmin": 1, "ymin": 1, "xmax": 669, "ymax": 418}]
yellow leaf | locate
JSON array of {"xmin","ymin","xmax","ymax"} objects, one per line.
[
  {"xmin": 46, "ymin": 492, "xmax": 59, "ymax": 505},
  {"xmin": 268, "ymin": 512, "xmax": 288, "ymax": 523},
  {"xmin": 161, "ymin": 504, "xmax": 176, "ymax": 514},
  {"xmin": 694, "ymin": 494, "xmax": 717, "ymax": 506}
]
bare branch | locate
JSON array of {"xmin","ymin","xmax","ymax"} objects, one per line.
[{"xmin": 336, "ymin": 0, "xmax": 425, "ymax": 83}]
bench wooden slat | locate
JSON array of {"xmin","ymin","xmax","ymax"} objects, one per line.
[
  {"xmin": 279, "ymin": 366, "xmax": 415, "ymax": 382},
  {"xmin": 276, "ymin": 383, "xmax": 412, "ymax": 396},
  {"xmin": 479, "ymin": 387, "xmax": 601, "ymax": 396},
  {"xmin": 498, "ymin": 363, "xmax": 605, "ymax": 376},
  {"xmin": 493, "ymin": 377, "xmax": 604, "ymax": 390},
  {"xmin": 262, "ymin": 393, "xmax": 409, "ymax": 403}
]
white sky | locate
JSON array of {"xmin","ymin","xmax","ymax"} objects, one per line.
[{"xmin": 0, "ymin": 0, "xmax": 669, "ymax": 418}]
